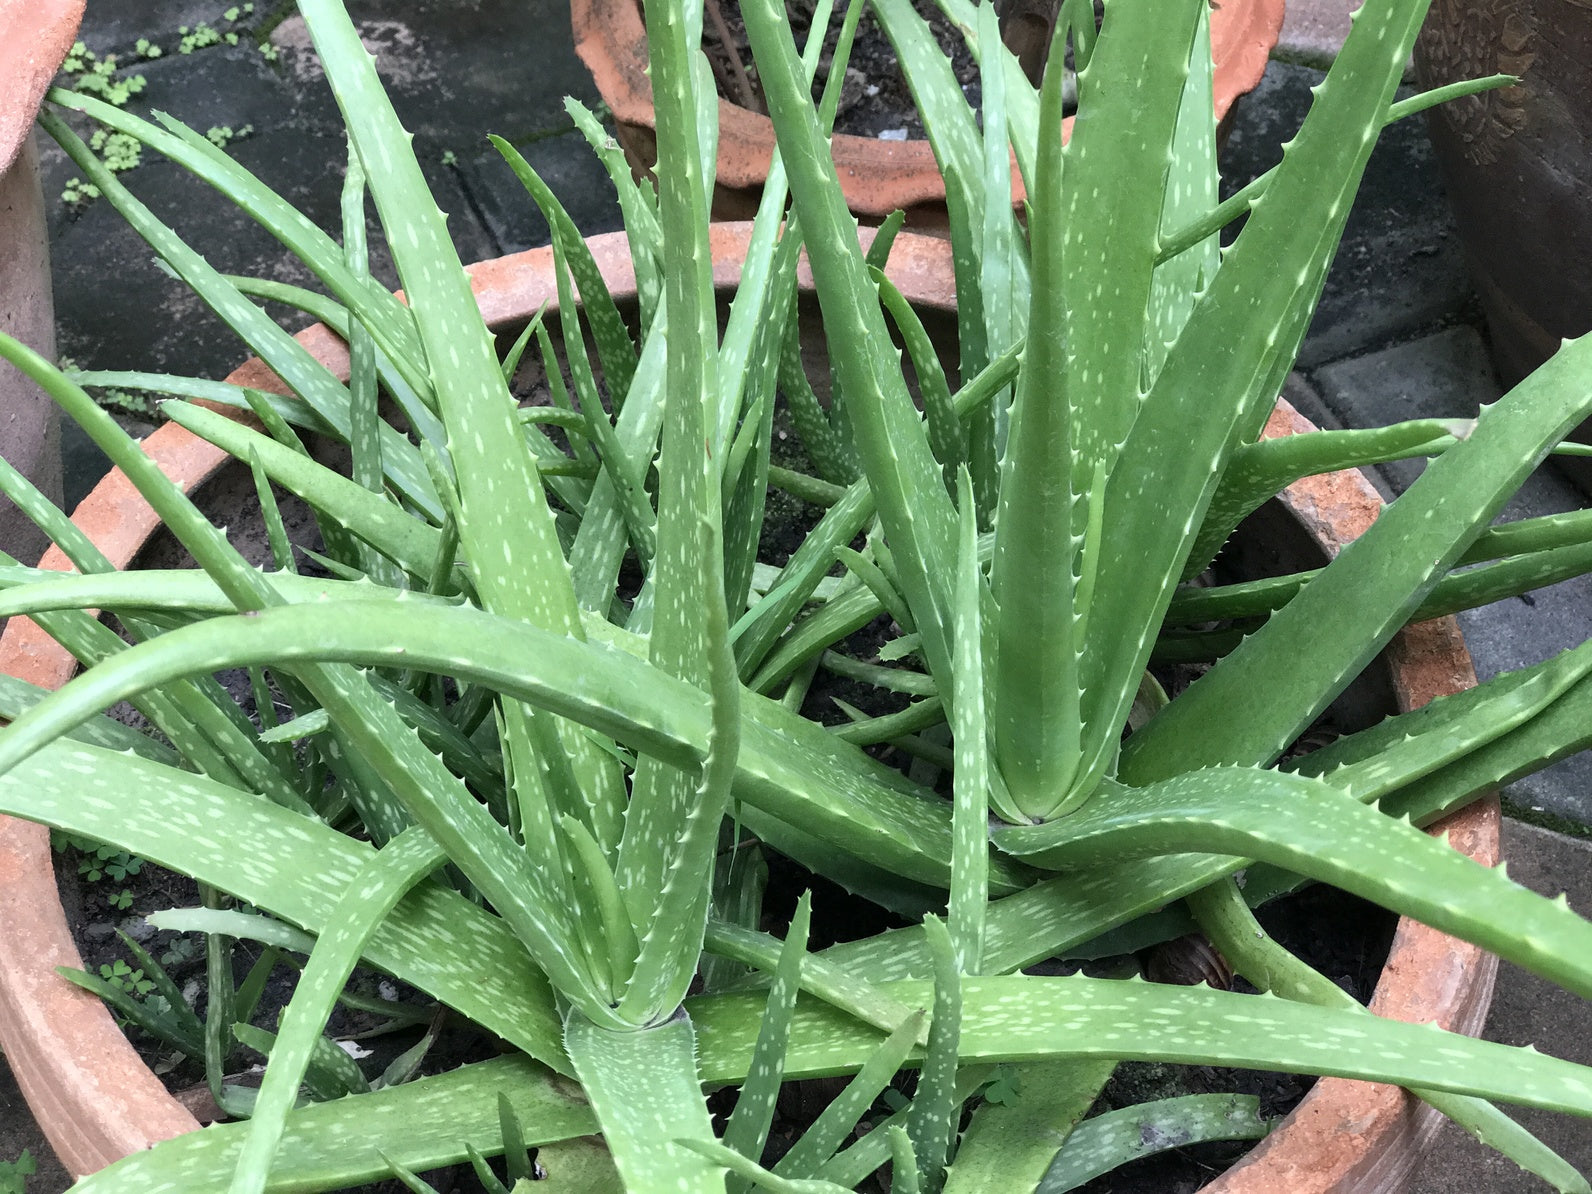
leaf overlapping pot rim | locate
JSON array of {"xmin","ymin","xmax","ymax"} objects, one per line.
[
  {"xmin": 0, "ymin": 222, "xmax": 1496, "ymax": 1188},
  {"xmin": 568, "ymin": 0, "xmax": 1286, "ymax": 217}
]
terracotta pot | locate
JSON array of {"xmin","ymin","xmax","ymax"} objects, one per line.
[
  {"xmin": 0, "ymin": 224, "xmax": 1495, "ymax": 1189},
  {"xmin": 571, "ymin": 0, "xmax": 1285, "ymax": 224},
  {"xmin": 1414, "ymin": 1, "xmax": 1592, "ymax": 388},
  {"xmin": 0, "ymin": 0, "xmax": 82, "ymax": 567}
]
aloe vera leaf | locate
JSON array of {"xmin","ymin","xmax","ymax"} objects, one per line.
[
  {"xmin": 45, "ymin": 89, "xmax": 428, "ymax": 392},
  {"xmin": 736, "ymin": 482, "xmax": 874, "ymax": 680},
  {"xmin": 0, "ymin": 672, "xmax": 176, "ymax": 763},
  {"xmin": 1145, "ymin": 3, "xmax": 1219, "ymax": 386},
  {"xmin": 161, "ymin": 401, "xmax": 440, "ymax": 576},
  {"xmin": 1155, "ymin": 74, "xmax": 1519, "ymax": 266},
  {"xmin": 1380, "ymin": 669, "xmax": 1592, "ymax": 831},
  {"xmin": 719, "ymin": 0, "xmax": 839, "ymax": 455},
  {"xmin": 817, "ymin": 1070, "xmax": 994, "ymax": 1189},
  {"xmin": 680, "ymin": 1139, "xmax": 850, "ymax": 1194},
  {"xmin": 0, "ymin": 594, "xmax": 1032, "ymax": 894},
  {"xmin": 995, "ymin": 766, "xmax": 1592, "ymax": 1001},
  {"xmin": 739, "ymin": 342, "xmax": 1023, "ymax": 682},
  {"xmin": 1127, "ymin": 332, "xmax": 1592, "ymax": 781},
  {"xmin": 565, "ymin": 97, "xmax": 663, "ymax": 328},
  {"xmin": 564, "ymin": 1011, "xmax": 720, "ymax": 1193},
  {"xmin": 233, "ymin": 1022, "xmax": 370, "ymax": 1102},
  {"xmin": 1283, "ymin": 638, "xmax": 1592, "ymax": 803},
  {"xmin": 873, "ymin": 268, "xmax": 961, "ymax": 477},
  {"xmin": 943, "ymin": 1061, "xmax": 1116, "ymax": 1194},
  {"xmin": 299, "ymin": 0, "xmax": 629, "ymax": 867},
  {"xmin": 569, "ymin": 313, "xmax": 670, "ymax": 612},
  {"xmin": 1185, "ymin": 418, "xmax": 1469, "ymax": 578},
  {"xmin": 821, "ymin": 652, "xmax": 938, "ymax": 697},
  {"xmin": 986, "ymin": 20, "xmax": 1083, "ymax": 819},
  {"xmin": 609, "ymin": 0, "xmax": 740, "ymax": 1026},
  {"xmin": 721, "ymin": 896, "xmax": 812, "ymax": 1193},
  {"xmin": 772, "ymin": 1012, "xmax": 927, "ymax": 1181},
  {"xmin": 909, "ymin": 917, "xmax": 963, "ymax": 1192},
  {"xmin": 1059, "ymin": 4, "xmax": 1201, "ymax": 477},
  {"xmin": 232, "ymin": 827, "xmax": 446, "ymax": 1194},
  {"xmin": 1079, "ymin": 0, "xmax": 1439, "ymax": 790},
  {"xmin": 778, "ymin": 316, "xmax": 861, "ymax": 487},
  {"xmin": 1189, "ymin": 877, "xmax": 1592, "ymax": 1194},
  {"xmin": 704, "ymin": 920, "xmax": 924, "ymax": 1037},
  {"xmin": 949, "ymin": 471, "xmax": 990, "ymax": 969},
  {"xmin": 220, "ymin": 274, "xmax": 449, "ymax": 454},
  {"xmin": 55, "ymin": 966, "xmax": 206, "ymax": 1058},
  {"xmin": 39, "ymin": 112, "xmax": 383, "ymax": 474},
  {"xmin": 3, "ymin": 737, "xmax": 565, "ymax": 1068},
  {"xmin": 0, "ymin": 338, "xmax": 608, "ymax": 1018},
  {"xmin": 488, "ymin": 137, "xmax": 637, "ymax": 404},
  {"xmin": 868, "ymin": 0, "xmax": 996, "ymax": 380},
  {"xmin": 742, "ymin": 0, "xmax": 960, "ymax": 685},
  {"xmin": 1037, "ymin": 1094, "xmax": 1268, "ymax": 1192},
  {"xmin": 0, "ymin": 448, "xmax": 309, "ymax": 808},
  {"xmin": 341, "ymin": 146, "xmax": 382, "ymax": 501},
  {"xmin": 75, "ymin": 367, "xmax": 445, "ymax": 521},
  {"xmin": 688, "ymin": 975, "xmax": 1592, "ymax": 1118},
  {"xmin": 72, "ymin": 1055, "xmax": 597, "ymax": 1193}
]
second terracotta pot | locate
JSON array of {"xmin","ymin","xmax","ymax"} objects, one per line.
[
  {"xmin": 0, "ymin": 224, "xmax": 1494, "ymax": 1190},
  {"xmin": 572, "ymin": 0, "xmax": 1285, "ymax": 224}
]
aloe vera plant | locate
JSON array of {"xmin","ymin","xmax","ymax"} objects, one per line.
[{"xmin": 6, "ymin": 0, "xmax": 1592, "ymax": 1189}]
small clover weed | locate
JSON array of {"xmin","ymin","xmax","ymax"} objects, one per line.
[
  {"xmin": 0, "ymin": 1150, "xmax": 36, "ymax": 1194},
  {"xmin": 99, "ymin": 958, "xmax": 156, "ymax": 997}
]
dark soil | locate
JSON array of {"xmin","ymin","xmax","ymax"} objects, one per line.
[{"xmin": 703, "ymin": 0, "xmax": 981, "ymax": 139}]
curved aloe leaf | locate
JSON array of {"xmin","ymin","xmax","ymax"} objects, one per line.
[
  {"xmin": 1036, "ymin": 1094, "xmax": 1268, "ymax": 1192},
  {"xmin": 71, "ymin": 1055, "xmax": 597, "ymax": 1193},
  {"xmin": 995, "ymin": 767, "xmax": 1592, "ymax": 1002}
]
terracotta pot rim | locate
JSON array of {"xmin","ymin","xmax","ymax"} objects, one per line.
[
  {"xmin": 570, "ymin": 0, "xmax": 1286, "ymax": 217},
  {"xmin": 0, "ymin": 0, "xmax": 86, "ymax": 174},
  {"xmin": 0, "ymin": 222, "xmax": 1494, "ymax": 1191}
]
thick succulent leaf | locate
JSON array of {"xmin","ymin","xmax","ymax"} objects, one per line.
[
  {"xmin": 1079, "ymin": 0, "xmax": 1440, "ymax": 789},
  {"xmin": 688, "ymin": 975, "xmax": 1592, "ymax": 1118},
  {"xmin": 0, "ymin": 600, "xmax": 1032, "ymax": 894},
  {"xmin": 230, "ymin": 827, "xmax": 446, "ymax": 1194},
  {"xmin": 563, "ymin": 1012, "xmax": 721, "ymax": 1193},
  {"xmin": 943, "ymin": 1062, "xmax": 1116, "ymax": 1194},
  {"xmin": 1037, "ymin": 1094, "xmax": 1268, "ymax": 1192},
  {"xmin": 71, "ymin": 1055, "xmax": 597, "ymax": 1193},
  {"xmin": 45, "ymin": 88, "xmax": 428, "ymax": 396},
  {"xmin": 1189, "ymin": 874, "xmax": 1592, "ymax": 1193},
  {"xmin": 721, "ymin": 897, "xmax": 812, "ymax": 1194},
  {"xmin": 1125, "ymin": 329, "xmax": 1592, "ymax": 780},
  {"xmin": 0, "ymin": 738, "xmax": 565, "ymax": 1068},
  {"xmin": 162, "ymin": 401, "xmax": 440, "ymax": 577},
  {"xmin": 988, "ymin": 19, "xmax": 1083, "ymax": 818},
  {"xmin": 741, "ymin": 0, "xmax": 960, "ymax": 684},
  {"xmin": 995, "ymin": 767, "xmax": 1592, "ymax": 1002}
]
